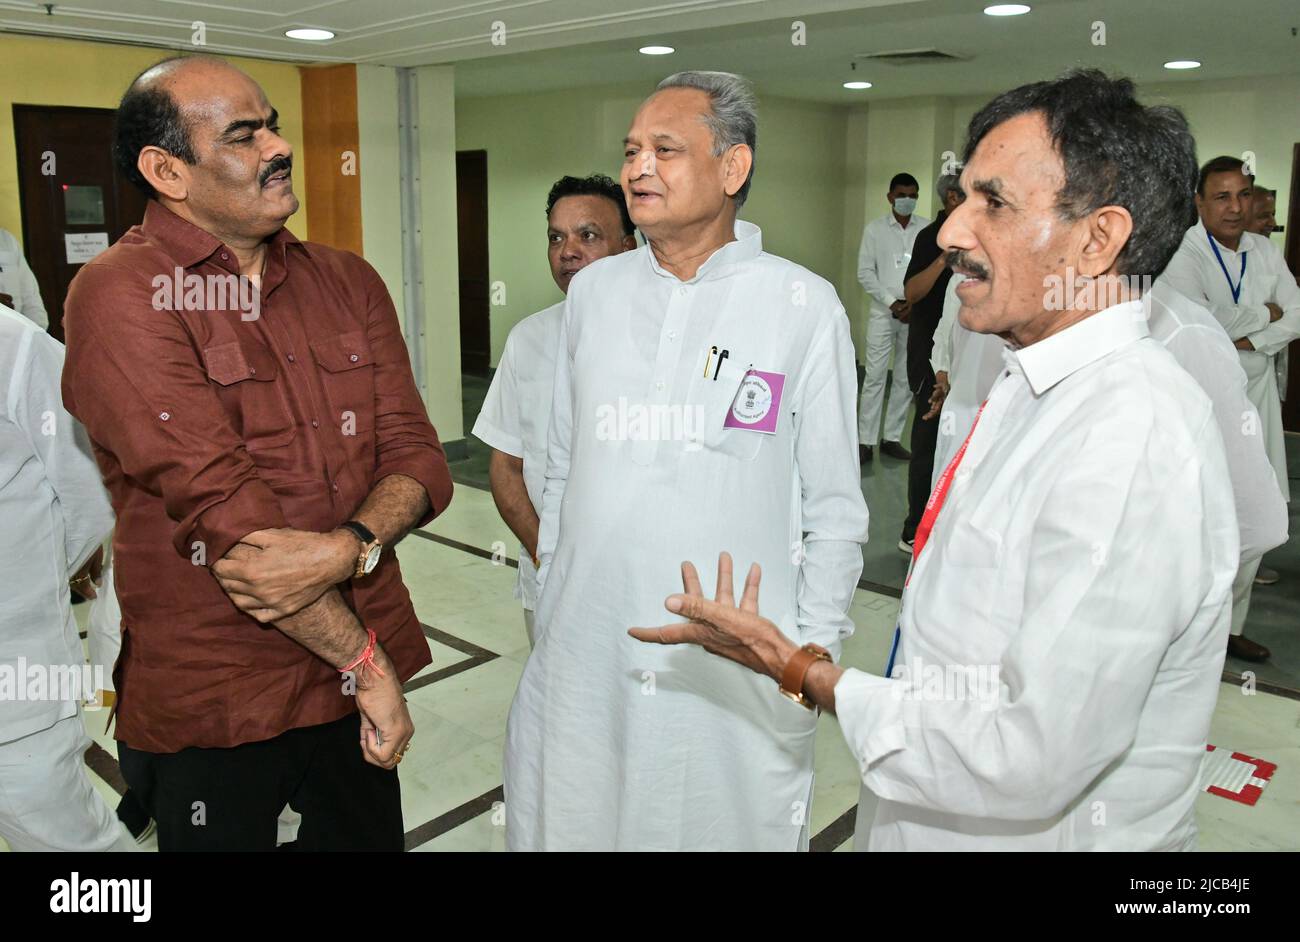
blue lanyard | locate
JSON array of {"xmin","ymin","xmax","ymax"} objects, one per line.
[{"xmin": 1207, "ymin": 230, "xmax": 1247, "ymax": 303}]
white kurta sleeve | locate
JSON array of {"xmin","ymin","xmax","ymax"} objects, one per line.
[
  {"xmin": 857, "ymin": 223, "xmax": 894, "ymax": 309},
  {"xmin": 17, "ymin": 329, "xmax": 113, "ymax": 575},
  {"xmin": 472, "ymin": 330, "xmax": 524, "ymax": 457},
  {"xmin": 16, "ymin": 251, "xmax": 48, "ymax": 331},
  {"xmin": 1243, "ymin": 249, "xmax": 1300, "ymax": 357},
  {"xmin": 1159, "ymin": 244, "xmax": 1268, "ymax": 341},
  {"xmin": 535, "ymin": 298, "xmax": 576, "ymax": 595},
  {"xmin": 835, "ymin": 408, "xmax": 1229, "ymax": 821},
  {"xmin": 791, "ymin": 311, "xmax": 869, "ymax": 657},
  {"xmin": 930, "ymin": 277, "xmax": 960, "ymax": 376}
]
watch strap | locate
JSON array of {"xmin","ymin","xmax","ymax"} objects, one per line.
[
  {"xmin": 778, "ymin": 643, "xmax": 832, "ymax": 709},
  {"xmin": 341, "ymin": 520, "xmax": 376, "ymax": 545}
]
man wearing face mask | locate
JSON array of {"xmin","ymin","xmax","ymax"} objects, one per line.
[
  {"xmin": 61, "ymin": 55, "xmax": 453, "ymax": 850},
  {"xmin": 856, "ymin": 173, "xmax": 928, "ymax": 463}
]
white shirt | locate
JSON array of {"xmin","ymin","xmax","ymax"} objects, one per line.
[
  {"xmin": 1160, "ymin": 220, "xmax": 1300, "ymax": 352},
  {"xmin": 1160, "ymin": 220, "xmax": 1300, "ymax": 500},
  {"xmin": 0, "ymin": 307, "xmax": 113, "ymax": 742},
  {"xmin": 472, "ymin": 302, "xmax": 563, "ymax": 610},
  {"xmin": 857, "ymin": 212, "xmax": 930, "ymax": 313},
  {"xmin": 932, "ymin": 274, "xmax": 1008, "ymax": 480},
  {"xmin": 835, "ymin": 301, "xmax": 1237, "ymax": 850},
  {"xmin": 1146, "ymin": 280, "xmax": 1287, "ymax": 563},
  {"xmin": 0, "ymin": 229, "xmax": 48, "ymax": 331},
  {"xmin": 505, "ymin": 220, "xmax": 869, "ymax": 850}
]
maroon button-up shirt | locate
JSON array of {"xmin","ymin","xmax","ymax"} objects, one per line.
[{"xmin": 63, "ymin": 201, "xmax": 451, "ymax": 753}]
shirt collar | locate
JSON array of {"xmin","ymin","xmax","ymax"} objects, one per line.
[
  {"xmin": 142, "ymin": 200, "xmax": 308, "ymax": 272},
  {"xmin": 1012, "ymin": 300, "xmax": 1149, "ymax": 396},
  {"xmin": 645, "ymin": 219, "xmax": 762, "ymax": 283},
  {"xmin": 1194, "ymin": 218, "xmax": 1247, "ymax": 258}
]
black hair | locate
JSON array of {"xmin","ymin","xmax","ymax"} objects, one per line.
[
  {"xmin": 1197, "ymin": 155, "xmax": 1254, "ymax": 196},
  {"xmin": 545, "ymin": 174, "xmax": 635, "ymax": 238},
  {"xmin": 889, "ymin": 172, "xmax": 919, "ymax": 192},
  {"xmin": 962, "ymin": 68, "xmax": 1198, "ymax": 279},
  {"xmin": 114, "ymin": 56, "xmax": 200, "ymax": 198}
]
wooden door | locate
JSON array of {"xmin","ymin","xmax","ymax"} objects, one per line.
[
  {"xmin": 456, "ymin": 149, "xmax": 490, "ymax": 376},
  {"xmin": 13, "ymin": 105, "xmax": 148, "ymax": 341}
]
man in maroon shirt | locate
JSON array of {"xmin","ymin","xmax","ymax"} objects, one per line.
[{"xmin": 61, "ymin": 55, "xmax": 453, "ymax": 851}]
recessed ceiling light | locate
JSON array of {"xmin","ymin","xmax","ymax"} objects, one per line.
[
  {"xmin": 1163, "ymin": 60, "xmax": 1201, "ymax": 70},
  {"xmin": 843, "ymin": 81, "xmax": 873, "ymax": 90},
  {"xmin": 984, "ymin": 4, "xmax": 1031, "ymax": 15},
  {"xmin": 639, "ymin": 45, "xmax": 675, "ymax": 55},
  {"xmin": 285, "ymin": 28, "xmax": 335, "ymax": 41}
]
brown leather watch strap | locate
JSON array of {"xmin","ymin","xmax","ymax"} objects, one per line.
[{"xmin": 779, "ymin": 643, "xmax": 832, "ymax": 708}]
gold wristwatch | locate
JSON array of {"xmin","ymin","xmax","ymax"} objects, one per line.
[{"xmin": 341, "ymin": 520, "xmax": 382, "ymax": 579}]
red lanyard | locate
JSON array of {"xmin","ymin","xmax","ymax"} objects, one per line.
[{"xmin": 906, "ymin": 401, "xmax": 987, "ymax": 587}]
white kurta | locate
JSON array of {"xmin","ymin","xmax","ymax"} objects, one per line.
[
  {"xmin": 932, "ymin": 274, "xmax": 1007, "ymax": 481},
  {"xmin": 1160, "ymin": 220, "xmax": 1300, "ymax": 500},
  {"xmin": 0, "ymin": 307, "xmax": 131, "ymax": 852},
  {"xmin": 857, "ymin": 212, "xmax": 929, "ymax": 445},
  {"xmin": 472, "ymin": 302, "xmax": 564, "ymax": 612},
  {"xmin": 836, "ymin": 302, "xmax": 1238, "ymax": 850},
  {"xmin": 0, "ymin": 307, "xmax": 113, "ymax": 742},
  {"xmin": 504, "ymin": 220, "xmax": 869, "ymax": 850},
  {"xmin": 0, "ymin": 230, "xmax": 48, "ymax": 331}
]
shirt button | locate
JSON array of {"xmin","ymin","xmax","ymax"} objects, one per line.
[
  {"xmin": 655, "ymin": 380, "xmax": 664, "ymax": 391},
  {"xmin": 159, "ymin": 412, "xmax": 170, "ymax": 421},
  {"xmin": 667, "ymin": 330, "xmax": 677, "ymax": 340},
  {"xmin": 677, "ymin": 287, "xmax": 687, "ymax": 296},
  {"xmin": 349, "ymin": 354, "xmax": 359, "ymax": 363},
  {"xmin": 332, "ymin": 482, "xmax": 340, "ymax": 492},
  {"xmin": 248, "ymin": 367, "xmax": 257, "ymax": 376},
  {"xmin": 220, "ymin": 253, "xmax": 229, "ymax": 261},
  {"xmin": 311, "ymin": 419, "xmax": 319, "ymax": 428},
  {"xmin": 287, "ymin": 353, "xmax": 296, "ymax": 363}
]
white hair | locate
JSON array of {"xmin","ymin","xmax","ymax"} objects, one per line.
[{"xmin": 655, "ymin": 70, "xmax": 757, "ymax": 206}]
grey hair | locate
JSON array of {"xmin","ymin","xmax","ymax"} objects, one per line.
[
  {"xmin": 936, "ymin": 170, "xmax": 963, "ymax": 206},
  {"xmin": 655, "ymin": 70, "xmax": 757, "ymax": 206}
]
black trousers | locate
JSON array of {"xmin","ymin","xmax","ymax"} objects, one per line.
[
  {"xmin": 903, "ymin": 376, "xmax": 940, "ymax": 542},
  {"xmin": 118, "ymin": 711, "xmax": 403, "ymax": 851}
]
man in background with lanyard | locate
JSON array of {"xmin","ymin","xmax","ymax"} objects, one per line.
[{"xmin": 1161, "ymin": 156, "xmax": 1300, "ymax": 662}]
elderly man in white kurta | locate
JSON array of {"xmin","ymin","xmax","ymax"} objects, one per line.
[
  {"xmin": 503, "ymin": 71, "xmax": 868, "ymax": 851},
  {"xmin": 632, "ymin": 71, "xmax": 1237, "ymax": 851}
]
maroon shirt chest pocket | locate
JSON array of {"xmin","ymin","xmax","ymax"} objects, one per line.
[
  {"xmin": 201, "ymin": 339, "xmax": 296, "ymax": 450},
  {"xmin": 309, "ymin": 330, "xmax": 376, "ymax": 436}
]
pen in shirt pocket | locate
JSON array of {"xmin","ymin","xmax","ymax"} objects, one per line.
[{"xmin": 712, "ymin": 348, "xmax": 730, "ymax": 380}]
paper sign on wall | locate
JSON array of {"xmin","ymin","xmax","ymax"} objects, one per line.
[{"xmin": 65, "ymin": 232, "xmax": 109, "ymax": 265}]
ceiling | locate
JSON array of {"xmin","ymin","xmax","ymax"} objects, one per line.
[{"xmin": 2, "ymin": 0, "xmax": 1297, "ymax": 102}]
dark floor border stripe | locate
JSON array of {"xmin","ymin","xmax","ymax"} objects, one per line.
[
  {"xmin": 857, "ymin": 578, "xmax": 903, "ymax": 599},
  {"xmin": 1221, "ymin": 669, "xmax": 1300, "ymax": 702},
  {"xmin": 404, "ymin": 784, "xmax": 504, "ymax": 851},
  {"xmin": 810, "ymin": 803, "xmax": 858, "ymax": 852},
  {"xmin": 410, "ymin": 528, "xmax": 519, "ymax": 570},
  {"xmin": 404, "ymin": 622, "xmax": 501, "ymax": 694}
]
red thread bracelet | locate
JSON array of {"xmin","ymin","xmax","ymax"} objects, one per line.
[{"xmin": 340, "ymin": 628, "xmax": 386, "ymax": 678}]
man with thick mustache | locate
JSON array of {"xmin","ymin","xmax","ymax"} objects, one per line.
[
  {"xmin": 633, "ymin": 70, "xmax": 1239, "ymax": 850},
  {"xmin": 61, "ymin": 55, "xmax": 453, "ymax": 850}
]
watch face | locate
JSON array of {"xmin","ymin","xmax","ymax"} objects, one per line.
[{"xmin": 363, "ymin": 544, "xmax": 382, "ymax": 573}]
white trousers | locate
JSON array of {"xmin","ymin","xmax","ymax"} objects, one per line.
[
  {"xmin": 1230, "ymin": 556, "xmax": 1262, "ymax": 638},
  {"xmin": 858, "ymin": 306, "xmax": 911, "ymax": 445},
  {"xmin": 0, "ymin": 713, "xmax": 135, "ymax": 852},
  {"xmin": 523, "ymin": 608, "xmax": 537, "ymax": 649}
]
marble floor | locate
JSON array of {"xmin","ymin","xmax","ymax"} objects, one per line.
[{"xmin": 49, "ymin": 479, "xmax": 1297, "ymax": 853}]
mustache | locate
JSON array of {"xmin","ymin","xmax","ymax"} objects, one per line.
[
  {"xmin": 945, "ymin": 249, "xmax": 989, "ymax": 280},
  {"xmin": 259, "ymin": 156, "xmax": 293, "ymax": 186}
]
